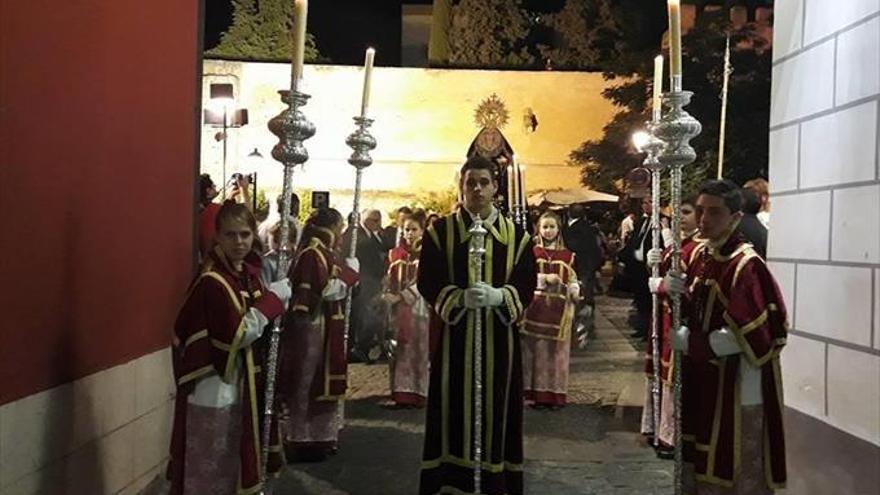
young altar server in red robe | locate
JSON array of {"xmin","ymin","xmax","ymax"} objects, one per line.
[
  {"xmin": 384, "ymin": 209, "xmax": 431, "ymax": 408},
  {"xmin": 641, "ymin": 197, "xmax": 700, "ymax": 456},
  {"xmin": 168, "ymin": 202, "xmax": 290, "ymax": 495},
  {"xmin": 280, "ymin": 207, "xmax": 359, "ymax": 462},
  {"xmin": 521, "ymin": 211, "xmax": 580, "ymax": 409},
  {"xmin": 660, "ymin": 180, "xmax": 788, "ymax": 494},
  {"xmin": 417, "ymin": 156, "xmax": 537, "ymax": 495}
]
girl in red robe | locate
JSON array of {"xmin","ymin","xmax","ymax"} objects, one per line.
[
  {"xmin": 280, "ymin": 208, "xmax": 359, "ymax": 462},
  {"xmin": 521, "ymin": 211, "xmax": 581, "ymax": 409},
  {"xmin": 641, "ymin": 197, "xmax": 700, "ymax": 457},
  {"xmin": 383, "ymin": 209, "xmax": 430, "ymax": 407},
  {"xmin": 168, "ymin": 202, "xmax": 290, "ymax": 495}
]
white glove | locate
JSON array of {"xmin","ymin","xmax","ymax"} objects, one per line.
[
  {"xmin": 663, "ymin": 271, "xmax": 687, "ymax": 296},
  {"xmin": 322, "ymin": 278, "xmax": 348, "ymax": 302},
  {"xmin": 345, "ymin": 257, "xmax": 360, "ymax": 273},
  {"xmin": 567, "ymin": 282, "xmax": 581, "ymax": 299},
  {"xmin": 646, "ymin": 248, "xmax": 662, "ymax": 268},
  {"xmin": 464, "ymin": 283, "xmax": 504, "ymax": 309},
  {"xmin": 648, "ymin": 277, "xmax": 663, "ymax": 294},
  {"xmin": 536, "ymin": 273, "xmax": 548, "ymax": 290},
  {"xmin": 672, "ymin": 325, "xmax": 690, "ymax": 353},
  {"xmin": 709, "ymin": 327, "xmax": 742, "ymax": 357},
  {"xmin": 268, "ymin": 278, "xmax": 292, "ymax": 304}
]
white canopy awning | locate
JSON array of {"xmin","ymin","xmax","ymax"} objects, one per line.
[{"xmin": 528, "ymin": 187, "xmax": 619, "ymax": 206}]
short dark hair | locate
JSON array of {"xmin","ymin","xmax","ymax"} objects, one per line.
[
  {"xmin": 459, "ymin": 155, "xmax": 497, "ymax": 182},
  {"xmin": 398, "ymin": 206, "xmax": 414, "ymax": 216},
  {"xmin": 277, "ymin": 192, "xmax": 300, "ymax": 216},
  {"xmin": 199, "ymin": 174, "xmax": 215, "ymax": 204},
  {"xmin": 740, "ymin": 188, "xmax": 762, "ymax": 215},
  {"xmin": 698, "ymin": 179, "xmax": 743, "ymax": 213}
]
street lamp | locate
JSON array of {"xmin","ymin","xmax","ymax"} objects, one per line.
[{"xmin": 204, "ymin": 83, "xmax": 249, "ymax": 198}]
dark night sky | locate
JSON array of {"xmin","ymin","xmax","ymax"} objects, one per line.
[
  {"xmin": 204, "ymin": 0, "xmax": 773, "ymax": 66},
  {"xmin": 205, "ymin": 0, "xmax": 434, "ymax": 66}
]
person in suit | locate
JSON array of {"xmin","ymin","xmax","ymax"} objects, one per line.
[
  {"xmin": 737, "ymin": 187, "xmax": 768, "ymax": 258},
  {"xmin": 381, "ymin": 206, "xmax": 414, "ymax": 250},
  {"xmin": 343, "ymin": 209, "xmax": 390, "ymax": 361},
  {"xmin": 563, "ymin": 204, "xmax": 603, "ymax": 346},
  {"xmin": 619, "ymin": 196, "xmax": 671, "ymax": 340}
]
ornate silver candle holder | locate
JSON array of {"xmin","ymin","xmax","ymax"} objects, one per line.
[
  {"xmin": 261, "ymin": 88, "xmax": 316, "ymax": 481},
  {"xmin": 343, "ymin": 116, "xmax": 377, "ymax": 362},
  {"xmin": 654, "ymin": 90, "xmax": 701, "ymax": 495},
  {"xmin": 638, "ymin": 125, "xmax": 666, "ymax": 450},
  {"xmin": 468, "ymin": 215, "xmax": 488, "ymax": 494}
]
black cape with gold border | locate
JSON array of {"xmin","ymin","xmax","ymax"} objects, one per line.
[{"xmin": 417, "ymin": 209, "xmax": 536, "ymax": 495}]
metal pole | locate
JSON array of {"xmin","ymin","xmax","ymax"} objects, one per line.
[
  {"xmin": 344, "ymin": 167, "xmax": 363, "ymax": 355},
  {"xmin": 252, "ymin": 172, "xmax": 258, "ymax": 212},
  {"xmin": 649, "ymin": 146, "xmax": 663, "ymax": 449},
  {"xmin": 717, "ymin": 35, "xmax": 732, "ymax": 180},
  {"xmin": 468, "ymin": 215, "xmax": 488, "ymax": 494},
  {"xmin": 222, "ymin": 107, "xmax": 228, "ymax": 199}
]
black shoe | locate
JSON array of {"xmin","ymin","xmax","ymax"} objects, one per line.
[
  {"xmin": 288, "ymin": 446, "xmax": 328, "ymax": 463},
  {"xmin": 656, "ymin": 446, "xmax": 674, "ymax": 460},
  {"xmin": 348, "ymin": 348, "xmax": 368, "ymax": 363}
]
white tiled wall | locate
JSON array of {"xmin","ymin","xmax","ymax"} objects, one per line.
[
  {"xmin": 767, "ymin": 191, "xmax": 830, "ymax": 260},
  {"xmin": 0, "ymin": 348, "xmax": 174, "ymax": 495},
  {"xmin": 772, "ymin": 0, "xmax": 880, "ymax": 447},
  {"xmin": 770, "ymin": 39, "xmax": 836, "ymax": 126},
  {"xmin": 874, "ymin": 269, "xmax": 879, "ymax": 350},
  {"xmin": 799, "ymin": 101, "xmax": 877, "ymax": 188},
  {"xmin": 831, "ymin": 185, "xmax": 880, "ymax": 263},
  {"xmin": 781, "ymin": 334, "xmax": 826, "ymax": 417},
  {"xmin": 827, "ymin": 346, "xmax": 880, "ymax": 444},
  {"xmin": 796, "ymin": 264, "xmax": 874, "ymax": 346},
  {"xmin": 769, "ymin": 125, "xmax": 800, "ymax": 193},
  {"xmin": 835, "ymin": 17, "xmax": 880, "ymax": 106},
  {"xmin": 803, "ymin": 0, "xmax": 880, "ymax": 45},
  {"xmin": 773, "ymin": 0, "xmax": 804, "ymax": 60}
]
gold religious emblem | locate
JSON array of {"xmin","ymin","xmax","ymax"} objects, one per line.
[
  {"xmin": 474, "ymin": 93, "xmax": 509, "ymax": 130},
  {"xmin": 474, "ymin": 128, "xmax": 503, "ymax": 156}
]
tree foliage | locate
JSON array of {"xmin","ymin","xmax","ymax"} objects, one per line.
[
  {"xmin": 411, "ymin": 188, "xmax": 459, "ymax": 216},
  {"xmin": 571, "ymin": 12, "xmax": 772, "ymax": 197},
  {"xmin": 537, "ymin": 0, "xmax": 622, "ymax": 70},
  {"xmin": 207, "ymin": 0, "xmax": 322, "ymax": 62},
  {"xmin": 447, "ymin": 0, "xmax": 535, "ymax": 67}
]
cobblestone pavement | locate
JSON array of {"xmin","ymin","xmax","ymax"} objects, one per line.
[{"xmin": 274, "ymin": 295, "xmax": 673, "ymax": 494}]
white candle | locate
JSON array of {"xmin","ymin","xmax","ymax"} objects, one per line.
[
  {"xmin": 518, "ymin": 163, "xmax": 527, "ymax": 207},
  {"xmin": 653, "ymin": 55, "xmax": 664, "ymax": 122},
  {"xmin": 511, "ymin": 156, "xmax": 520, "ymax": 207},
  {"xmin": 291, "ymin": 0, "xmax": 309, "ymax": 87},
  {"xmin": 507, "ymin": 164, "xmax": 515, "ymax": 210},
  {"xmin": 360, "ymin": 47, "xmax": 375, "ymax": 118},
  {"xmin": 668, "ymin": 0, "xmax": 682, "ymax": 90}
]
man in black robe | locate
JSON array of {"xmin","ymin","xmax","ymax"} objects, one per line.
[
  {"xmin": 736, "ymin": 187, "xmax": 768, "ymax": 258},
  {"xmin": 418, "ymin": 156, "xmax": 537, "ymax": 495}
]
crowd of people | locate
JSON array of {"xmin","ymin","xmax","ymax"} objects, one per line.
[{"xmin": 170, "ymin": 162, "xmax": 786, "ymax": 495}]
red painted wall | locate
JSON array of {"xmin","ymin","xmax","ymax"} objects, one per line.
[{"xmin": 0, "ymin": 1, "xmax": 201, "ymax": 404}]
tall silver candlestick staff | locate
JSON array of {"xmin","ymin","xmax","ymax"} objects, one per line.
[
  {"xmin": 343, "ymin": 114, "xmax": 377, "ymax": 379},
  {"xmin": 263, "ymin": 86, "xmax": 316, "ymax": 481},
  {"xmin": 633, "ymin": 127, "xmax": 666, "ymax": 448},
  {"xmin": 655, "ymin": 89, "xmax": 702, "ymax": 495},
  {"xmin": 340, "ymin": 48, "xmax": 377, "ymax": 424},
  {"xmin": 468, "ymin": 215, "xmax": 488, "ymax": 494}
]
